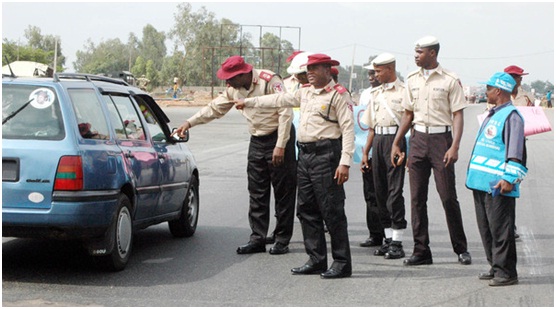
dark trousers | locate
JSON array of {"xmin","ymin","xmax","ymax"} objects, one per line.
[
  {"xmin": 247, "ymin": 126, "xmax": 297, "ymax": 246},
  {"xmin": 362, "ymin": 159, "xmax": 388, "ymax": 238},
  {"xmin": 408, "ymin": 131, "xmax": 468, "ymax": 257},
  {"xmin": 372, "ymin": 134, "xmax": 407, "ymax": 230},
  {"xmin": 297, "ymin": 139, "xmax": 351, "ymax": 270},
  {"xmin": 473, "ymin": 190, "xmax": 517, "ymax": 279}
]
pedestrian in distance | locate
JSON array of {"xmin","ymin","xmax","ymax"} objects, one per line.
[
  {"xmin": 466, "ymin": 72, "xmax": 527, "ymax": 287},
  {"xmin": 391, "ymin": 35, "xmax": 472, "ymax": 266},
  {"xmin": 361, "ymin": 53, "xmax": 407, "ymax": 259},
  {"xmin": 175, "ymin": 55, "xmax": 297, "ymax": 256},
  {"xmin": 235, "ymin": 53, "xmax": 355, "ymax": 279}
]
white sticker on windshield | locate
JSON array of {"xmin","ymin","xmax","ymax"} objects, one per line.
[{"xmin": 29, "ymin": 88, "xmax": 55, "ymax": 109}]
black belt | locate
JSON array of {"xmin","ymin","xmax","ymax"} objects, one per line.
[{"xmin": 297, "ymin": 139, "xmax": 340, "ymax": 154}]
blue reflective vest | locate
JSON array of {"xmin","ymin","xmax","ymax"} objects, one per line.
[{"xmin": 466, "ymin": 105, "xmax": 527, "ymax": 197}]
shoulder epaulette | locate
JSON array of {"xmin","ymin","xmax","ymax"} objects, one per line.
[
  {"xmin": 333, "ymin": 83, "xmax": 348, "ymax": 94},
  {"xmin": 442, "ymin": 69, "xmax": 460, "ymax": 81},
  {"xmin": 406, "ymin": 69, "xmax": 420, "ymax": 78},
  {"xmin": 259, "ymin": 71, "xmax": 275, "ymax": 82}
]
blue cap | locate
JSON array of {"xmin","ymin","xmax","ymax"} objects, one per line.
[{"xmin": 480, "ymin": 72, "xmax": 516, "ymax": 93}]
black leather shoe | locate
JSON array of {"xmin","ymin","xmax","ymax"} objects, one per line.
[
  {"xmin": 291, "ymin": 263, "xmax": 327, "ymax": 275},
  {"xmin": 489, "ymin": 277, "xmax": 518, "ymax": 286},
  {"xmin": 269, "ymin": 243, "xmax": 289, "ymax": 255},
  {"xmin": 478, "ymin": 271, "xmax": 494, "ymax": 280},
  {"xmin": 384, "ymin": 241, "xmax": 405, "ymax": 259},
  {"xmin": 236, "ymin": 242, "xmax": 265, "ymax": 254},
  {"xmin": 360, "ymin": 237, "xmax": 382, "ymax": 247},
  {"xmin": 374, "ymin": 238, "xmax": 391, "ymax": 256},
  {"xmin": 403, "ymin": 255, "xmax": 433, "ymax": 266},
  {"xmin": 320, "ymin": 267, "xmax": 352, "ymax": 279},
  {"xmin": 458, "ymin": 252, "xmax": 472, "ymax": 265}
]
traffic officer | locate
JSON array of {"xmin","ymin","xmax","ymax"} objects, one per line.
[
  {"xmin": 283, "ymin": 50, "xmax": 305, "ymax": 93},
  {"xmin": 175, "ymin": 55, "xmax": 297, "ymax": 255},
  {"xmin": 235, "ymin": 53, "xmax": 355, "ymax": 279},
  {"xmin": 361, "ymin": 53, "xmax": 407, "ymax": 259},
  {"xmin": 358, "ymin": 64, "xmax": 388, "ymax": 249},
  {"xmin": 391, "ymin": 36, "xmax": 472, "ymax": 266},
  {"xmin": 504, "ymin": 65, "xmax": 534, "ymax": 107}
]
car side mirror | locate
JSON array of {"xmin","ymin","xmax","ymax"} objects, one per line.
[{"xmin": 171, "ymin": 128, "xmax": 189, "ymax": 142}]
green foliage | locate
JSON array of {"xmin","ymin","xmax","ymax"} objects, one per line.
[
  {"xmin": 2, "ymin": 25, "xmax": 65, "ymax": 72},
  {"xmin": 74, "ymin": 38, "xmax": 130, "ymax": 75}
]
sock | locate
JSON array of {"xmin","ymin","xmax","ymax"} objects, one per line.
[
  {"xmin": 384, "ymin": 228, "xmax": 393, "ymax": 239},
  {"xmin": 392, "ymin": 229, "xmax": 404, "ymax": 242}
]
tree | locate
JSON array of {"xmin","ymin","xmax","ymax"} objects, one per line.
[
  {"xmin": 137, "ymin": 25, "xmax": 166, "ymax": 72},
  {"xmin": 74, "ymin": 38, "xmax": 130, "ymax": 75},
  {"xmin": 2, "ymin": 26, "xmax": 65, "ymax": 72},
  {"xmin": 260, "ymin": 32, "xmax": 294, "ymax": 77}
]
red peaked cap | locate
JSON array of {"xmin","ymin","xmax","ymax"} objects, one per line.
[
  {"xmin": 504, "ymin": 65, "xmax": 529, "ymax": 76},
  {"xmin": 216, "ymin": 55, "xmax": 253, "ymax": 80},
  {"xmin": 286, "ymin": 50, "xmax": 304, "ymax": 63},
  {"xmin": 301, "ymin": 53, "xmax": 340, "ymax": 67},
  {"xmin": 330, "ymin": 67, "xmax": 339, "ymax": 75}
]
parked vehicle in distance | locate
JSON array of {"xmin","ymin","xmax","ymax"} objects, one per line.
[
  {"xmin": 476, "ymin": 93, "xmax": 487, "ymax": 103},
  {"xmin": 2, "ymin": 73, "xmax": 200, "ymax": 271}
]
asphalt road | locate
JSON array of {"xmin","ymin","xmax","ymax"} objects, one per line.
[{"xmin": 2, "ymin": 103, "xmax": 554, "ymax": 306}]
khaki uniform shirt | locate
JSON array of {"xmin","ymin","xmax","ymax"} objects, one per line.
[
  {"xmin": 187, "ymin": 69, "xmax": 292, "ymax": 148},
  {"xmin": 511, "ymin": 86, "xmax": 534, "ymax": 106},
  {"xmin": 362, "ymin": 78, "xmax": 405, "ymax": 128},
  {"xmin": 402, "ymin": 64, "xmax": 468, "ymax": 126},
  {"xmin": 244, "ymin": 80, "xmax": 355, "ymax": 166},
  {"xmin": 283, "ymin": 75, "xmax": 301, "ymax": 94}
]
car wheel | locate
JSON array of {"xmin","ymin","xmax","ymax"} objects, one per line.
[
  {"xmin": 94, "ymin": 194, "xmax": 133, "ymax": 271},
  {"xmin": 169, "ymin": 175, "xmax": 199, "ymax": 237}
]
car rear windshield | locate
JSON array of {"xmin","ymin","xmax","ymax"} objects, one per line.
[{"xmin": 2, "ymin": 84, "xmax": 65, "ymax": 140}]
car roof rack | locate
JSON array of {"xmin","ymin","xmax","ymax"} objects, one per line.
[{"xmin": 54, "ymin": 73, "xmax": 129, "ymax": 86}]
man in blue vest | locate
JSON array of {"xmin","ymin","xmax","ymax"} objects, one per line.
[{"xmin": 466, "ymin": 72, "xmax": 527, "ymax": 287}]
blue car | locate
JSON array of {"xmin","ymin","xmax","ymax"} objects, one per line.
[{"xmin": 2, "ymin": 73, "xmax": 200, "ymax": 271}]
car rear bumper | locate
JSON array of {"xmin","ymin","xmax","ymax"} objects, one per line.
[{"xmin": 2, "ymin": 190, "xmax": 120, "ymax": 239}]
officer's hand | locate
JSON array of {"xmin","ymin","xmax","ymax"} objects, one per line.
[
  {"xmin": 443, "ymin": 146, "xmax": 459, "ymax": 167},
  {"xmin": 495, "ymin": 179, "xmax": 514, "ymax": 194},
  {"xmin": 360, "ymin": 158, "xmax": 370, "ymax": 173},
  {"xmin": 174, "ymin": 121, "xmax": 191, "ymax": 138},
  {"xmin": 234, "ymin": 99, "xmax": 246, "ymax": 110},
  {"xmin": 334, "ymin": 165, "xmax": 350, "ymax": 185},
  {"xmin": 272, "ymin": 147, "xmax": 285, "ymax": 167},
  {"xmin": 391, "ymin": 144, "xmax": 402, "ymax": 166}
]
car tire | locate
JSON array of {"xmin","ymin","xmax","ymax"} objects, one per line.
[
  {"xmin": 169, "ymin": 175, "xmax": 199, "ymax": 238},
  {"xmin": 94, "ymin": 194, "xmax": 133, "ymax": 271}
]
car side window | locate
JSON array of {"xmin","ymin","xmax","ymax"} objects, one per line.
[
  {"xmin": 134, "ymin": 97, "xmax": 167, "ymax": 142},
  {"xmin": 68, "ymin": 89, "xmax": 110, "ymax": 139},
  {"xmin": 103, "ymin": 94, "xmax": 146, "ymax": 141}
]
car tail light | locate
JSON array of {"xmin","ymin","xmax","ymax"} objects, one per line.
[{"xmin": 54, "ymin": 156, "xmax": 83, "ymax": 190}]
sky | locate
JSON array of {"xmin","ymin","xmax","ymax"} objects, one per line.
[{"xmin": 1, "ymin": 1, "xmax": 554, "ymax": 89}]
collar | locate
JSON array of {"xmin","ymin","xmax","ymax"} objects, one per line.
[
  {"xmin": 380, "ymin": 78, "xmax": 401, "ymax": 91},
  {"xmin": 489, "ymin": 101, "xmax": 513, "ymax": 116},
  {"xmin": 311, "ymin": 79, "xmax": 336, "ymax": 94},
  {"xmin": 420, "ymin": 64, "xmax": 443, "ymax": 77}
]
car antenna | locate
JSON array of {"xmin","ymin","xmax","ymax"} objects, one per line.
[{"xmin": 3, "ymin": 55, "xmax": 16, "ymax": 78}]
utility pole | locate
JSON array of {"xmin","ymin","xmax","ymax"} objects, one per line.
[
  {"xmin": 348, "ymin": 44, "xmax": 356, "ymax": 92},
  {"xmin": 53, "ymin": 37, "xmax": 58, "ymax": 75}
]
